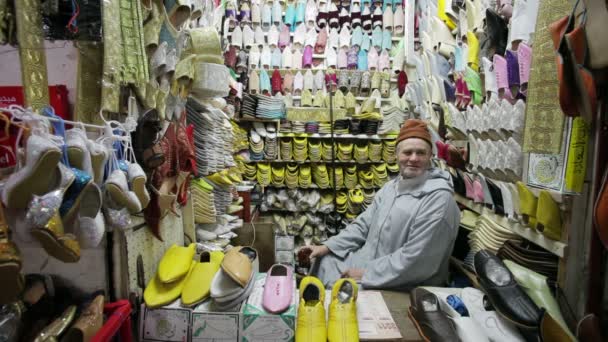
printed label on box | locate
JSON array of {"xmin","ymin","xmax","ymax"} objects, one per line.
[
  {"xmin": 141, "ymin": 305, "xmax": 190, "ymax": 342},
  {"xmin": 191, "ymin": 312, "xmax": 240, "ymax": 341}
]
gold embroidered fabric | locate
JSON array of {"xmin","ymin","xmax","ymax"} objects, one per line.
[
  {"xmin": 15, "ymin": 0, "xmax": 49, "ymax": 112},
  {"xmin": 522, "ymin": 0, "xmax": 571, "ymax": 154},
  {"xmin": 286, "ymin": 107, "xmax": 347, "ymax": 121},
  {"xmin": 75, "ymin": 42, "xmax": 103, "ymax": 124},
  {"xmin": 101, "ymin": 0, "xmax": 121, "ymax": 113},
  {"xmin": 101, "ymin": 0, "xmax": 149, "ymax": 113}
]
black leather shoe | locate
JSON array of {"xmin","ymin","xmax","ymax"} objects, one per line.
[
  {"xmin": 408, "ymin": 288, "xmax": 461, "ymax": 342},
  {"xmin": 474, "ymin": 249, "xmax": 542, "ymax": 328},
  {"xmin": 484, "ymin": 9, "xmax": 508, "ymax": 56}
]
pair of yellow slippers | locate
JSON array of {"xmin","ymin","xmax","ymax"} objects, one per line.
[
  {"xmin": 517, "ymin": 182, "xmax": 563, "ymax": 240},
  {"xmin": 143, "ymin": 244, "xmax": 225, "ymax": 308},
  {"xmin": 296, "ymin": 277, "xmax": 359, "ymax": 342}
]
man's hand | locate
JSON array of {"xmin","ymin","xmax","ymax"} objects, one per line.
[
  {"xmin": 299, "ymin": 245, "xmax": 330, "ymax": 261},
  {"xmin": 341, "ymin": 268, "xmax": 365, "ymax": 281}
]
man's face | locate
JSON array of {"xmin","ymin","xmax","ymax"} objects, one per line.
[{"xmin": 397, "ymin": 138, "xmax": 432, "ymax": 178}]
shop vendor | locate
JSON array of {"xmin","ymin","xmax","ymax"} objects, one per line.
[{"xmin": 305, "ymin": 119, "xmax": 460, "ymax": 290}]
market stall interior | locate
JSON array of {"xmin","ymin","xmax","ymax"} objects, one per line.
[{"xmin": 0, "ymin": 0, "xmax": 607, "ymax": 340}]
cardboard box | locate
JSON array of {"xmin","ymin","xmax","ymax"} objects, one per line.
[
  {"xmin": 139, "ymin": 298, "xmax": 242, "ymax": 342},
  {"xmin": 139, "ymin": 301, "xmax": 191, "ymax": 342},
  {"xmin": 192, "ymin": 300, "xmax": 243, "ymax": 341},
  {"xmin": 241, "ymin": 273, "xmax": 297, "ymax": 342}
]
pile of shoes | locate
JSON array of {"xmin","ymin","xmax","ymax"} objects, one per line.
[
  {"xmin": 16, "ymin": 275, "xmax": 107, "ymax": 342},
  {"xmin": 192, "ymin": 178, "xmax": 217, "ymax": 224},
  {"xmin": 196, "ymin": 214, "xmax": 243, "ymax": 244},
  {"xmin": 409, "ymin": 250, "xmax": 576, "ymax": 341},
  {"xmin": 210, "ymin": 246, "xmax": 259, "ymax": 311},
  {"xmin": 293, "ymin": 136, "xmax": 309, "ymax": 161},
  {"xmin": 312, "ymin": 164, "xmax": 331, "ymax": 188},
  {"xmin": 187, "ymin": 100, "xmax": 236, "ymax": 176},
  {"xmin": 308, "ymin": 139, "xmax": 322, "ymax": 162},
  {"xmin": 318, "ymin": 122, "xmax": 332, "ymax": 134},
  {"xmin": 443, "ymin": 158, "xmax": 565, "ymax": 242},
  {"xmin": 354, "ymin": 143, "xmax": 369, "ymax": 163},
  {"xmin": 255, "ymin": 95, "xmax": 286, "ymax": 119},
  {"xmin": 382, "ymin": 140, "xmax": 396, "ymax": 162},
  {"xmin": 497, "ymin": 239, "xmax": 558, "ymax": 281},
  {"xmin": 231, "ymin": 121, "xmax": 249, "ymax": 152},
  {"xmin": 378, "ymin": 106, "xmax": 410, "ymax": 134},
  {"xmin": 296, "ymin": 277, "xmax": 359, "ymax": 342},
  {"xmin": 358, "ymin": 168, "xmax": 375, "ymax": 189},
  {"xmin": 368, "ymin": 140, "xmax": 383, "ymax": 162},
  {"xmin": 272, "ymin": 212, "xmax": 329, "ymax": 245},
  {"xmin": 346, "ymin": 189, "xmax": 364, "ymax": 219},
  {"xmin": 333, "ymin": 119, "xmax": 350, "ymax": 134},
  {"xmin": 249, "ymin": 128, "xmax": 265, "ymax": 161},
  {"xmin": 280, "ymin": 138, "xmax": 293, "ymax": 160},
  {"xmin": 241, "ymin": 93, "xmax": 258, "ymax": 119},
  {"xmin": 291, "ymin": 121, "xmax": 307, "ymax": 133},
  {"xmin": 271, "ymin": 165, "xmax": 286, "ymax": 186}
]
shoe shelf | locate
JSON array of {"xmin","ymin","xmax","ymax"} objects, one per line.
[
  {"xmin": 245, "ymin": 159, "xmax": 387, "ymax": 164},
  {"xmin": 454, "ymin": 194, "xmax": 567, "ymax": 258},
  {"xmin": 276, "ymin": 132, "xmax": 396, "ymax": 140},
  {"xmin": 226, "ymin": 31, "xmax": 403, "ymax": 42},
  {"xmin": 264, "ymin": 184, "xmax": 383, "ymax": 190},
  {"xmin": 290, "ymin": 95, "xmax": 394, "ymax": 102},
  {"xmin": 234, "ymin": 117, "xmax": 282, "ymax": 123}
]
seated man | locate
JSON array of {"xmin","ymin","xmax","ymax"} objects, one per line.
[{"xmin": 304, "ymin": 119, "xmax": 460, "ymax": 290}]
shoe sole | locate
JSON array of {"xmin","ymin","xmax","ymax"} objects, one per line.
[
  {"xmin": 31, "ymin": 228, "xmax": 80, "ymax": 263},
  {"xmin": 132, "ymin": 176, "xmax": 151, "ymax": 208},
  {"xmin": 407, "ymin": 307, "xmax": 432, "ymax": 342},
  {"xmin": 5, "ymin": 150, "xmax": 61, "ymax": 209},
  {"xmin": 106, "ymin": 183, "xmax": 140, "ymax": 214},
  {"xmin": 0, "ymin": 261, "xmax": 24, "ymax": 304}
]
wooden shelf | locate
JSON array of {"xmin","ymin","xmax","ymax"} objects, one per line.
[
  {"xmin": 454, "ymin": 194, "xmax": 567, "ymax": 258},
  {"xmin": 245, "ymin": 159, "xmax": 388, "ymax": 164},
  {"xmin": 277, "ymin": 132, "xmax": 396, "ymax": 140}
]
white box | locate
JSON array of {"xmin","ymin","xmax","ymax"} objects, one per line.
[{"xmin": 241, "ymin": 273, "xmax": 297, "ymax": 342}]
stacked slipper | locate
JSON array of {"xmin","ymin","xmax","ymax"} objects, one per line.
[
  {"xmin": 255, "ymin": 95, "xmax": 285, "ymax": 119},
  {"xmin": 382, "ymin": 140, "xmax": 396, "ymax": 162},
  {"xmin": 372, "ymin": 163, "xmax": 389, "ymax": 187},
  {"xmin": 344, "ymin": 166, "xmax": 358, "ymax": 189},
  {"xmin": 333, "ymin": 119, "xmax": 350, "ymax": 134},
  {"xmin": 308, "ymin": 139, "xmax": 322, "ymax": 162},
  {"xmin": 271, "ymin": 165, "xmax": 286, "ymax": 186},
  {"xmin": 298, "ymin": 165, "xmax": 312, "ymax": 188},
  {"xmin": 256, "ymin": 163, "xmax": 271, "ymax": 187},
  {"xmin": 192, "ymin": 178, "xmax": 217, "ymax": 224},
  {"xmin": 368, "ymin": 140, "xmax": 383, "ymax": 162},
  {"xmin": 337, "ymin": 142, "xmax": 353, "ymax": 161},
  {"xmin": 210, "ymin": 246, "xmax": 259, "ymax": 311},
  {"xmin": 322, "ymin": 141, "xmax": 334, "ymax": 161},
  {"xmin": 305, "ymin": 122, "xmax": 319, "ymax": 133},
  {"xmin": 285, "ymin": 163, "xmax": 299, "ymax": 188},
  {"xmin": 312, "ymin": 164, "xmax": 330, "ymax": 189},
  {"xmin": 280, "ymin": 138, "xmax": 293, "ymax": 160},
  {"xmin": 293, "ymin": 137, "xmax": 308, "ymax": 161},
  {"xmin": 358, "ymin": 168, "xmax": 375, "ymax": 189},
  {"xmin": 354, "ymin": 143, "xmax": 369, "ymax": 163},
  {"xmin": 292, "ymin": 121, "xmax": 306, "ymax": 133}
]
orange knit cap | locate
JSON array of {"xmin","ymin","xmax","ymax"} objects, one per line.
[{"xmin": 396, "ymin": 119, "xmax": 432, "ymax": 146}]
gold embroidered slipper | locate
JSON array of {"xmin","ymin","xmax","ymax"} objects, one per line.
[{"xmin": 0, "ymin": 202, "xmax": 23, "ymax": 305}]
